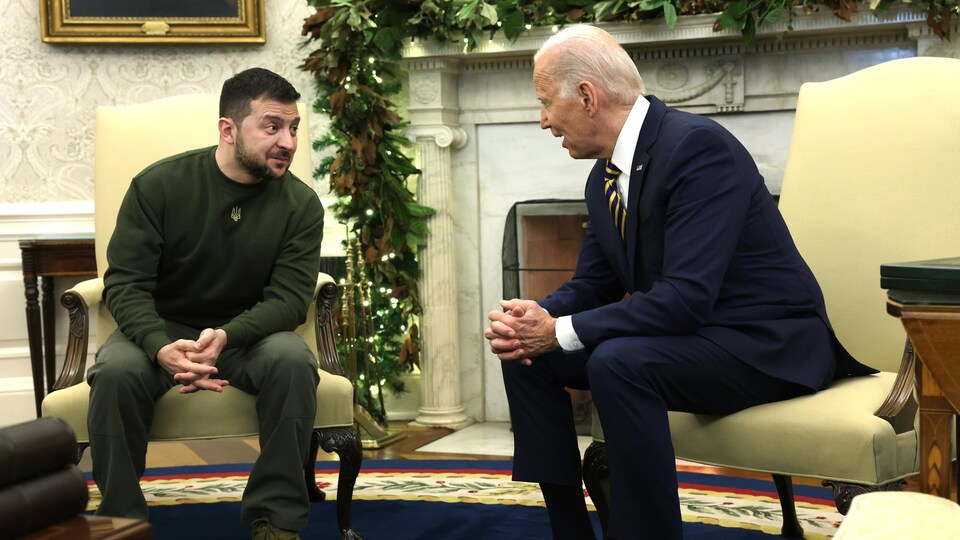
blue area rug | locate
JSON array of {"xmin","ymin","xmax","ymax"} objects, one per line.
[{"xmin": 85, "ymin": 460, "xmax": 842, "ymax": 539}]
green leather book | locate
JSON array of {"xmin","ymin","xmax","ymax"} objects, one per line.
[{"xmin": 882, "ymin": 256, "xmax": 960, "ymax": 305}]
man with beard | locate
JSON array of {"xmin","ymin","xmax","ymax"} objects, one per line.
[{"xmin": 87, "ymin": 68, "xmax": 323, "ymax": 540}]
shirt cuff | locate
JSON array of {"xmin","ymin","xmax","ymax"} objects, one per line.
[{"xmin": 555, "ymin": 315, "xmax": 585, "ymax": 352}]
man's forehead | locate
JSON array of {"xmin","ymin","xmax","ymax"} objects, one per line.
[
  {"xmin": 251, "ymin": 98, "xmax": 300, "ymax": 120},
  {"xmin": 533, "ymin": 67, "xmax": 552, "ymax": 92}
]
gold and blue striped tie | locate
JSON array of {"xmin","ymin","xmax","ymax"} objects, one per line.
[{"xmin": 604, "ymin": 160, "xmax": 626, "ymax": 239}]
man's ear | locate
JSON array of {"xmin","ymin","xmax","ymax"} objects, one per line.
[
  {"xmin": 218, "ymin": 117, "xmax": 236, "ymax": 144},
  {"xmin": 578, "ymin": 81, "xmax": 598, "ymax": 115}
]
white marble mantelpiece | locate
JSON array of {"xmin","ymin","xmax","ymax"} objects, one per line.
[{"xmin": 401, "ymin": 8, "xmax": 960, "ymax": 424}]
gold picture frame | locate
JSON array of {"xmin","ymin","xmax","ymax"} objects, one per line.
[{"xmin": 40, "ymin": 0, "xmax": 266, "ymax": 44}]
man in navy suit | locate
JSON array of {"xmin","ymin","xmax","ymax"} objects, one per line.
[{"xmin": 484, "ymin": 25, "xmax": 874, "ymax": 540}]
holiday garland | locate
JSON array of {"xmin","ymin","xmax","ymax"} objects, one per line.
[{"xmin": 299, "ymin": 0, "xmax": 956, "ymax": 419}]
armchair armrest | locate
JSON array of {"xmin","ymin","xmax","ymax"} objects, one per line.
[
  {"xmin": 313, "ymin": 272, "xmax": 348, "ymax": 378},
  {"xmin": 873, "ymin": 338, "xmax": 919, "ymax": 434},
  {"xmin": 53, "ymin": 274, "xmax": 348, "ymax": 389},
  {"xmin": 54, "ymin": 278, "xmax": 103, "ymax": 391}
]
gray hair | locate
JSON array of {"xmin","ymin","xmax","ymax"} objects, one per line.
[{"xmin": 534, "ymin": 25, "xmax": 645, "ymax": 105}]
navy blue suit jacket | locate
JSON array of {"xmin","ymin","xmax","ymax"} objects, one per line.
[{"xmin": 539, "ymin": 96, "xmax": 874, "ymax": 391}]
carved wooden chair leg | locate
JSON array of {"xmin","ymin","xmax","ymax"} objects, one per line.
[
  {"xmin": 75, "ymin": 442, "xmax": 90, "ymax": 465},
  {"xmin": 771, "ymin": 474, "xmax": 803, "ymax": 539},
  {"xmin": 319, "ymin": 425, "xmax": 364, "ymax": 540},
  {"xmin": 304, "ymin": 430, "xmax": 327, "ymax": 502},
  {"xmin": 822, "ymin": 479, "xmax": 905, "ymax": 515},
  {"xmin": 582, "ymin": 441, "xmax": 611, "ymax": 539}
]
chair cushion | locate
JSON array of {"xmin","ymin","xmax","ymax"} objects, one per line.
[
  {"xmin": 42, "ymin": 371, "xmax": 355, "ymax": 443},
  {"xmin": 833, "ymin": 492, "xmax": 960, "ymax": 539},
  {"xmin": 592, "ymin": 372, "xmax": 917, "ymax": 485}
]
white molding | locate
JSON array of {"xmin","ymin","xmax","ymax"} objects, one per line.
[
  {"xmin": 0, "ymin": 201, "xmax": 95, "ymax": 241},
  {"xmin": 403, "ymin": 7, "xmax": 926, "ymax": 60},
  {"xmin": 0, "ymin": 377, "xmax": 33, "ymax": 394}
]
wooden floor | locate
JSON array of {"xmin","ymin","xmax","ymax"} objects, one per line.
[
  {"xmin": 78, "ymin": 421, "xmax": 954, "ymax": 500},
  {"xmin": 77, "ymin": 421, "xmax": 491, "ymax": 473}
]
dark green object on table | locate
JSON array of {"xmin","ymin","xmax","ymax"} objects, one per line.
[{"xmin": 882, "ymin": 256, "xmax": 960, "ymax": 305}]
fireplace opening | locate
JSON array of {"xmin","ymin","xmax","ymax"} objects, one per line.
[{"xmin": 502, "ymin": 199, "xmax": 593, "ymax": 435}]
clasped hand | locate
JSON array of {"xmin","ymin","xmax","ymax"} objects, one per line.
[
  {"xmin": 156, "ymin": 328, "xmax": 229, "ymax": 394},
  {"xmin": 484, "ymin": 298, "xmax": 559, "ymax": 366}
]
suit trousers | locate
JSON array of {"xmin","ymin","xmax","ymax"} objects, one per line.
[
  {"xmin": 87, "ymin": 322, "xmax": 320, "ymax": 531},
  {"xmin": 501, "ymin": 334, "xmax": 809, "ymax": 540}
]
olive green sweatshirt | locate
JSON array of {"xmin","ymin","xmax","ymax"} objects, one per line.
[{"xmin": 103, "ymin": 146, "xmax": 324, "ymax": 361}]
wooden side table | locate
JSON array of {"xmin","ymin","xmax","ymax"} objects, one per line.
[
  {"xmin": 19, "ymin": 239, "xmax": 97, "ymax": 417},
  {"xmin": 887, "ymin": 297, "xmax": 960, "ymax": 502},
  {"xmin": 882, "ymin": 256, "xmax": 960, "ymax": 502},
  {"xmin": 21, "ymin": 515, "xmax": 151, "ymax": 539}
]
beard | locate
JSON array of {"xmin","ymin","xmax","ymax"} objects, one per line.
[{"xmin": 234, "ymin": 133, "xmax": 290, "ymax": 181}]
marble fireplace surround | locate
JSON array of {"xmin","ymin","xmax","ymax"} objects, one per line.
[{"xmin": 400, "ymin": 8, "xmax": 956, "ymax": 427}]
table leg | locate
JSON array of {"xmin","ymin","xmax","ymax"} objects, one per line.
[
  {"xmin": 917, "ymin": 360, "xmax": 954, "ymax": 500},
  {"xmin": 21, "ymin": 258, "xmax": 44, "ymax": 418}
]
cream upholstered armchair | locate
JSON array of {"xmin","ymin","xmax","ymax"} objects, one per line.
[
  {"xmin": 583, "ymin": 56, "xmax": 960, "ymax": 538},
  {"xmin": 41, "ymin": 94, "xmax": 362, "ymax": 539}
]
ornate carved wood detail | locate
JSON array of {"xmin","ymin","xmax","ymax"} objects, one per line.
[
  {"xmin": 873, "ymin": 338, "xmax": 919, "ymax": 434},
  {"xmin": 771, "ymin": 474, "xmax": 803, "ymax": 539},
  {"xmin": 316, "ymin": 426, "xmax": 363, "ymax": 540},
  {"xmin": 822, "ymin": 478, "xmax": 905, "ymax": 515},
  {"xmin": 315, "ymin": 280, "xmax": 347, "ymax": 378},
  {"xmin": 75, "ymin": 442, "xmax": 90, "ymax": 465},
  {"xmin": 54, "ymin": 290, "xmax": 90, "ymax": 390},
  {"xmin": 582, "ymin": 442, "xmax": 611, "ymax": 538},
  {"xmin": 917, "ymin": 395, "xmax": 952, "ymax": 497}
]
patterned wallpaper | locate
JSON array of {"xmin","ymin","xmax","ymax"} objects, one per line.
[{"xmin": 0, "ymin": 0, "xmax": 326, "ymax": 203}]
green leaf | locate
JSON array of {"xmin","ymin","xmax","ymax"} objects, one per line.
[
  {"xmin": 763, "ymin": 5, "xmax": 783, "ymax": 25},
  {"xmin": 726, "ymin": 0, "xmax": 750, "ymax": 18},
  {"xmin": 347, "ymin": 11, "xmax": 362, "ymax": 29},
  {"xmin": 592, "ymin": 0, "xmax": 618, "ymax": 20},
  {"xmin": 406, "ymin": 234, "xmax": 425, "ymax": 252},
  {"xmin": 405, "ymin": 202, "xmax": 437, "ymax": 217},
  {"xmin": 373, "ymin": 27, "xmax": 404, "ymax": 54},
  {"xmin": 663, "ymin": 3, "xmax": 677, "ymax": 27},
  {"xmin": 639, "ymin": 0, "xmax": 666, "ymax": 11},
  {"xmin": 456, "ymin": 0, "xmax": 480, "ymax": 24},
  {"xmin": 408, "ymin": 219, "xmax": 430, "ymax": 236},
  {"xmin": 713, "ymin": 12, "xmax": 737, "ymax": 31},
  {"xmin": 742, "ymin": 13, "xmax": 757, "ymax": 46},
  {"xmin": 479, "ymin": 2, "xmax": 499, "ymax": 26},
  {"xmin": 501, "ymin": 9, "xmax": 526, "ymax": 39}
]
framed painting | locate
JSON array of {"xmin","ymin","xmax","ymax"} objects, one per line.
[{"xmin": 40, "ymin": 0, "xmax": 266, "ymax": 44}]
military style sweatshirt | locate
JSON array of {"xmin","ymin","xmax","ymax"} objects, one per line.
[{"xmin": 103, "ymin": 146, "xmax": 324, "ymax": 361}]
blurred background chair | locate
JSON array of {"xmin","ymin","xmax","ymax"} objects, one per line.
[
  {"xmin": 40, "ymin": 94, "xmax": 361, "ymax": 539},
  {"xmin": 584, "ymin": 56, "xmax": 960, "ymax": 538}
]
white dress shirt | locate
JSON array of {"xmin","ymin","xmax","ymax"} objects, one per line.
[{"xmin": 554, "ymin": 96, "xmax": 650, "ymax": 352}]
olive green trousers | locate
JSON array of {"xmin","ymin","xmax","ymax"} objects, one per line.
[{"xmin": 87, "ymin": 322, "xmax": 319, "ymax": 531}]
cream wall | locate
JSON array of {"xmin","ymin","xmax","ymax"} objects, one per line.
[{"xmin": 0, "ymin": 0, "xmax": 336, "ymax": 427}]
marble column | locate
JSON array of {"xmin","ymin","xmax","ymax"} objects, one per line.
[
  {"xmin": 910, "ymin": 20, "xmax": 960, "ymax": 58},
  {"xmin": 405, "ymin": 59, "xmax": 473, "ymax": 429}
]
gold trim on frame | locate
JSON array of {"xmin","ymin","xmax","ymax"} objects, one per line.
[{"xmin": 40, "ymin": 0, "xmax": 266, "ymax": 44}]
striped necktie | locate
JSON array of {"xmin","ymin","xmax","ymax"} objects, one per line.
[{"xmin": 604, "ymin": 160, "xmax": 626, "ymax": 239}]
